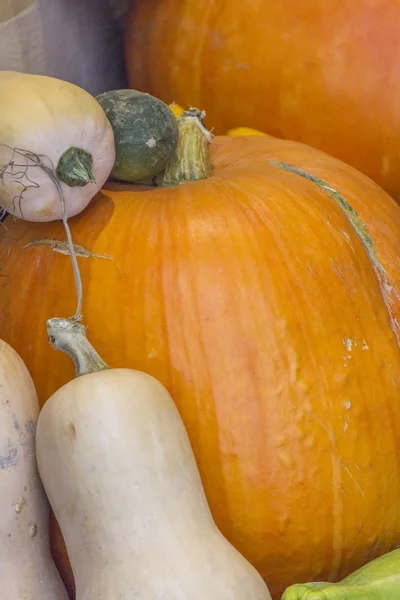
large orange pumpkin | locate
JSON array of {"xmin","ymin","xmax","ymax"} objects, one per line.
[
  {"xmin": 1, "ymin": 131, "xmax": 400, "ymax": 599},
  {"xmin": 125, "ymin": 0, "xmax": 400, "ymax": 198}
]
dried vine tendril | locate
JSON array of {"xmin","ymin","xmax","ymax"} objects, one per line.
[{"xmin": 0, "ymin": 144, "xmax": 83, "ymax": 320}]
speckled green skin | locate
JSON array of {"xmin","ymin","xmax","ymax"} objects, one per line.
[
  {"xmin": 96, "ymin": 89, "xmax": 178, "ymax": 182},
  {"xmin": 282, "ymin": 548, "xmax": 400, "ymax": 599}
]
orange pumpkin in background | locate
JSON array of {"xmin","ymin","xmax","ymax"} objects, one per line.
[
  {"xmin": 0, "ymin": 124, "xmax": 400, "ymax": 599},
  {"xmin": 125, "ymin": 0, "xmax": 400, "ymax": 199}
]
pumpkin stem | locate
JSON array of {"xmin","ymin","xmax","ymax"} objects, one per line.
[
  {"xmin": 56, "ymin": 147, "xmax": 96, "ymax": 188},
  {"xmin": 47, "ymin": 317, "xmax": 109, "ymax": 378},
  {"xmin": 158, "ymin": 108, "xmax": 213, "ymax": 186}
]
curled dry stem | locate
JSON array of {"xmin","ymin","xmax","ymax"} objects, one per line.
[{"xmin": 0, "ymin": 144, "xmax": 83, "ymax": 320}]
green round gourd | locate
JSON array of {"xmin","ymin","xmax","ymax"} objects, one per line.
[{"xmin": 96, "ymin": 89, "xmax": 179, "ymax": 183}]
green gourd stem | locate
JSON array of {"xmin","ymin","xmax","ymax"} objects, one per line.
[
  {"xmin": 159, "ymin": 108, "xmax": 213, "ymax": 186},
  {"xmin": 282, "ymin": 548, "xmax": 400, "ymax": 599},
  {"xmin": 56, "ymin": 147, "xmax": 96, "ymax": 187},
  {"xmin": 47, "ymin": 318, "xmax": 109, "ymax": 378}
]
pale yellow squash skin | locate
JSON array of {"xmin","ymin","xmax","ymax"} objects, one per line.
[
  {"xmin": 0, "ymin": 71, "xmax": 115, "ymax": 221},
  {"xmin": 0, "ymin": 339, "xmax": 68, "ymax": 599},
  {"xmin": 36, "ymin": 368, "xmax": 272, "ymax": 600}
]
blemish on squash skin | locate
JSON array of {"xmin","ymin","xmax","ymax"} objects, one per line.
[
  {"xmin": 13, "ymin": 497, "xmax": 26, "ymax": 514},
  {"xmin": 66, "ymin": 423, "xmax": 76, "ymax": 440},
  {"xmin": 342, "ymin": 337, "xmax": 369, "ymax": 352},
  {"xmin": 29, "ymin": 523, "xmax": 38, "ymax": 538},
  {"xmin": 270, "ymin": 161, "xmax": 400, "ymax": 345},
  {"xmin": 0, "ymin": 442, "xmax": 18, "ymax": 470},
  {"xmin": 31, "ymin": 204, "xmax": 55, "ymax": 219},
  {"xmin": 21, "ymin": 420, "xmax": 36, "ymax": 458},
  {"xmin": 342, "ymin": 337, "xmax": 356, "ymax": 352},
  {"xmin": 24, "ymin": 238, "xmax": 112, "ymax": 260},
  {"xmin": 278, "ymin": 452, "xmax": 294, "ymax": 469}
]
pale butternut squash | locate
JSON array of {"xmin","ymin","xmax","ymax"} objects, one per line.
[
  {"xmin": 36, "ymin": 317, "xmax": 272, "ymax": 600},
  {"xmin": 0, "ymin": 71, "xmax": 115, "ymax": 222},
  {"xmin": 0, "ymin": 338, "xmax": 68, "ymax": 599}
]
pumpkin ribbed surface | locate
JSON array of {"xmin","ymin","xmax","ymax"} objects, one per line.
[{"xmin": 0, "ymin": 136, "xmax": 400, "ymax": 597}]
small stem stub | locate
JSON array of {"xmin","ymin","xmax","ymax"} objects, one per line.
[
  {"xmin": 56, "ymin": 147, "xmax": 96, "ymax": 187},
  {"xmin": 159, "ymin": 107, "xmax": 214, "ymax": 186},
  {"xmin": 47, "ymin": 317, "xmax": 109, "ymax": 378}
]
